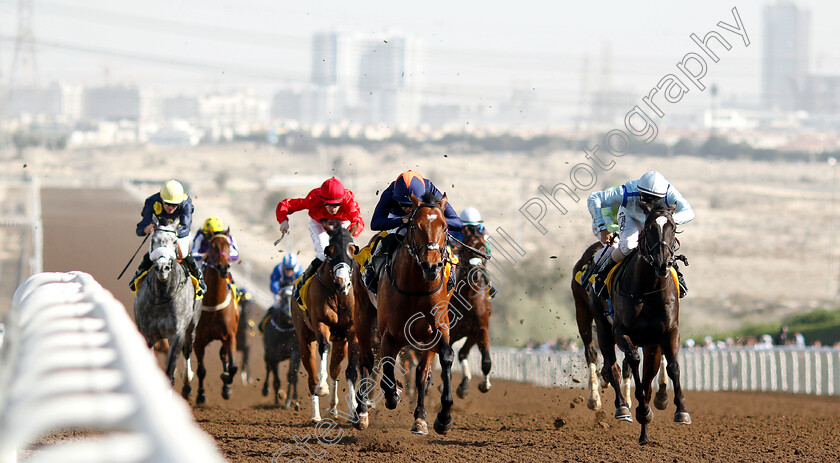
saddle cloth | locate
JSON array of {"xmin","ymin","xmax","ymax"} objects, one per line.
[
  {"xmin": 132, "ymin": 266, "xmax": 203, "ymax": 301},
  {"xmin": 294, "ymin": 273, "xmax": 316, "ymax": 312},
  {"xmin": 575, "ymin": 261, "xmax": 680, "ymax": 299}
]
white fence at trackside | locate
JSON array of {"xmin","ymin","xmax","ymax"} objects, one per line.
[
  {"xmin": 469, "ymin": 346, "xmax": 840, "ymax": 396},
  {"xmin": 0, "ymin": 272, "xmax": 226, "ymax": 463}
]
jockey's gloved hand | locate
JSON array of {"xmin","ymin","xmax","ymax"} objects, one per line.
[{"xmin": 279, "ymin": 220, "xmax": 289, "ymax": 233}]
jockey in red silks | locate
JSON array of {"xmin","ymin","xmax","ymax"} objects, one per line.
[{"xmin": 275, "ymin": 177, "xmax": 365, "ymax": 301}]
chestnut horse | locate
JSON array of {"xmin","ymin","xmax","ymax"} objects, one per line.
[
  {"xmin": 353, "ymin": 192, "xmax": 456, "ymax": 436},
  {"xmin": 449, "ymin": 224, "xmax": 493, "ymax": 398},
  {"xmin": 193, "ymin": 232, "xmax": 239, "ymax": 404},
  {"xmin": 290, "ymin": 224, "xmax": 359, "ymax": 423},
  {"xmin": 572, "ymin": 241, "xmax": 633, "ymax": 414},
  {"xmin": 603, "ymin": 201, "xmax": 691, "ymax": 444}
]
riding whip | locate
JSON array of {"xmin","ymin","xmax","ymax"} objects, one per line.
[
  {"xmin": 118, "ymin": 234, "xmax": 149, "ymax": 280},
  {"xmin": 273, "ymin": 231, "xmax": 288, "ymax": 246}
]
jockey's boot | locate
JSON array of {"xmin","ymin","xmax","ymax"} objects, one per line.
[
  {"xmin": 675, "ymin": 266, "xmax": 688, "ymax": 298},
  {"xmin": 364, "ymin": 253, "xmax": 386, "ymax": 294},
  {"xmin": 364, "ymin": 233, "xmax": 399, "ymax": 294},
  {"xmin": 183, "ymin": 255, "xmax": 206, "ymax": 297},
  {"xmin": 295, "ymin": 257, "xmax": 322, "ymax": 305},
  {"xmin": 589, "ymin": 257, "xmax": 618, "ymax": 300},
  {"xmin": 447, "ymin": 265, "xmax": 456, "ymax": 292},
  {"xmin": 128, "ymin": 253, "xmax": 153, "ymax": 292},
  {"xmin": 488, "ymin": 284, "xmax": 497, "ymax": 299}
]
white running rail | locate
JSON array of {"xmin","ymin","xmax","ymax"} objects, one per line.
[
  {"xmin": 468, "ymin": 346, "xmax": 840, "ymax": 396},
  {"xmin": 0, "ymin": 272, "xmax": 226, "ymax": 463}
]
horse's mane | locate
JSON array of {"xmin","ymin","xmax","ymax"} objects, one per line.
[{"xmin": 419, "ymin": 191, "xmax": 440, "ymax": 205}]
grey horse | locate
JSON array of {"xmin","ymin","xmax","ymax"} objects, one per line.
[{"xmin": 133, "ymin": 216, "xmax": 201, "ymax": 398}]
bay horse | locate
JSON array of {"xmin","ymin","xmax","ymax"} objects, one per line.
[
  {"xmin": 290, "ymin": 223, "xmax": 359, "ymax": 423},
  {"xmin": 193, "ymin": 231, "xmax": 239, "ymax": 404},
  {"xmin": 262, "ymin": 284, "xmax": 302, "ymax": 408},
  {"xmin": 603, "ymin": 201, "xmax": 691, "ymax": 444},
  {"xmin": 236, "ymin": 290, "xmax": 257, "ymax": 385},
  {"xmin": 133, "ymin": 216, "xmax": 200, "ymax": 397},
  {"xmin": 353, "ymin": 192, "xmax": 456, "ymax": 436},
  {"xmin": 449, "ymin": 224, "xmax": 493, "ymax": 398},
  {"xmin": 572, "ymin": 241, "xmax": 633, "ymax": 414}
]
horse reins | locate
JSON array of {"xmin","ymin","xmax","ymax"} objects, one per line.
[{"xmin": 388, "ymin": 202, "xmax": 451, "ymax": 297}]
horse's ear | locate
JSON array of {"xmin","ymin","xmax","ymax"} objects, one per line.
[
  {"xmin": 438, "ymin": 193, "xmax": 448, "ymax": 211},
  {"xmin": 325, "ymin": 245, "xmax": 335, "ymax": 257},
  {"xmin": 224, "ymin": 227, "xmax": 230, "ymax": 235},
  {"xmin": 410, "ymin": 193, "xmax": 422, "ymax": 209},
  {"xmin": 668, "ymin": 203, "xmax": 677, "ymax": 214},
  {"xmin": 351, "ymin": 244, "xmax": 360, "ymax": 256}
]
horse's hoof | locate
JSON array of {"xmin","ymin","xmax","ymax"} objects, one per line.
[
  {"xmin": 312, "ymin": 416, "xmax": 322, "ymax": 423},
  {"xmin": 327, "ymin": 407, "xmax": 339, "ymax": 418},
  {"xmin": 365, "ymin": 399, "xmax": 376, "ymax": 409},
  {"xmin": 293, "ymin": 401, "xmax": 301, "ymax": 411},
  {"xmin": 314, "ymin": 384, "xmax": 329, "ymax": 397},
  {"xmin": 181, "ymin": 386, "xmax": 191, "ymax": 400},
  {"xmin": 478, "ymin": 382, "xmax": 491, "ymax": 393},
  {"xmin": 615, "ymin": 406, "xmax": 632, "ymax": 422},
  {"xmin": 587, "ymin": 397, "xmax": 602, "ymax": 411},
  {"xmin": 384, "ymin": 389, "xmax": 401, "ymax": 410},
  {"xmin": 674, "ymin": 412, "xmax": 692, "ymax": 424},
  {"xmin": 220, "ymin": 373, "xmax": 231, "ymax": 384},
  {"xmin": 240, "ymin": 372, "xmax": 248, "ymax": 386},
  {"xmin": 654, "ymin": 390, "xmax": 669, "ymax": 410},
  {"xmin": 196, "ymin": 394, "xmax": 206, "ymax": 405},
  {"xmin": 222, "ymin": 385, "xmax": 231, "ymax": 400},
  {"xmin": 284, "ymin": 399, "xmax": 291, "ymax": 410},
  {"xmin": 456, "ymin": 383, "xmax": 469, "ymax": 399},
  {"xmin": 354, "ymin": 412, "xmax": 369, "ymax": 430},
  {"xmin": 261, "ymin": 387, "xmax": 269, "ymax": 397},
  {"xmin": 411, "ymin": 418, "xmax": 428, "ymax": 435},
  {"xmin": 433, "ymin": 414, "xmax": 452, "ymax": 435}
]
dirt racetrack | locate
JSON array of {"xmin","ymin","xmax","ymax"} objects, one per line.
[{"xmin": 42, "ymin": 187, "xmax": 840, "ymax": 463}]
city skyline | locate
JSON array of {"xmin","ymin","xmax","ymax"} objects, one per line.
[{"xmin": 3, "ymin": 1, "xmax": 840, "ymax": 103}]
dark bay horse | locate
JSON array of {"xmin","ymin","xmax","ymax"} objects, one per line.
[
  {"xmin": 572, "ymin": 241, "xmax": 633, "ymax": 414},
  {"xmin": 353, "ymin": 192, "xmax": 456, "ymax": 436},
  {"xmin": 134, "ymin": 217, "xmax": 200, "ymax": 397},
  {"xmin": 604, "ymin": 202, "xmax": 691, "ymax": 444},
  {"xmin": 193, "ymin": 232, "xmax": 239, "ymax": 404},
  {"xmin": 236, "ymin": 290, "xmax": 257, "ymax": 385},
  {"xmin": 262, "ymin": 284, "xmax": 301, "ymax": 408},
  {"xmin": 290, "ymin": 224, "xmax": 359, "ymax": 423},
  {"xmin": 449, "ymin": 224, "xmax": 493, "ymax": 398}
]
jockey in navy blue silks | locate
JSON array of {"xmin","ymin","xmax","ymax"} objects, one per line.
[
  {"xmin": 129, "ymin": 179, "xmax": 205, "ymax": 295},
  {"xmin": 364, "ymin": 170, "xmax": 462, "ymax": 293}
]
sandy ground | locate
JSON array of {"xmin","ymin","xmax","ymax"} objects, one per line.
[
  {"xmin": 11, "ymin": 142, "xmax": 839, "ymax": 341},
  {"xmin": 35, "ymin": 185, "xmax": 840, "ymax": 463}
]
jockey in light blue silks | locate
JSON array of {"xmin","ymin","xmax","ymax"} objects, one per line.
[
  {"xmin": 587, "ymin": 171, "xmax": 694, "ymax": 300},
  {"xmin": 259, "ymin": 253, "xmax": 304, "ymax": 333}
]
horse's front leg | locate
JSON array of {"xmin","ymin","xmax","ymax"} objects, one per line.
[
  {"xmin": 663, "ymin": 332, "xmax": 691, "ymax": 425},
  {"xmin": 434, "ymin": 334, "xmax": 455, "ymax": 435},
  {"xmin": 477, "ymin": 327, "xmax": 492, "ymax": 394},
  {"xmin": 596, "ymin": 315, "xmax": 629, "ymax": 421},
  {"xmin": 194, "ymin": 340, "xmax": 207, "ymax": 404},
  {"xmin": 380, "ymin": 331, "xmax": 402, "ymax": 410},
  {"xmin": 327, "ymin": 339, "xmax": 348, "ymax": 418},
  {"xmin": 219, "ymin": 337, "xmax": 238, "ymax": 400},
  {"xmin": 315, "ymin": 328, "xmax": 330, "ymax": 397},
  {"xmin": 637, "ymin": 346, "xmax": 661, "ymax": 444},
  {"xmin": 353, "ymin": 303, "xmax": 376, "ymax": 430},
  {"xmin": 654, "ymin": 356, "xmax": 669, "ymax": 410},
  {"xmin": 456, "ymin": 337, "xmax": 476, "ymax": 399},
  {"xmin": 166, "ymin": 334, "xmax": 183, "ymax": 388},
  {"xmin": 411, "ymin": 349, "xmax": 435, "ymax": 435}
]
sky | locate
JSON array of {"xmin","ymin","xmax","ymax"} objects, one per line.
[{"xmin": 1, "ymin": 0, "xmax": 839, "ymax": 107}]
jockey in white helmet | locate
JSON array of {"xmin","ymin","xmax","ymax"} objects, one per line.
[{"xmin": 586, "ymin": 171, "xmax": 694, "ymax": 301}]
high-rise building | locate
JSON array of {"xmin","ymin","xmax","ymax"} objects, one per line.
[
  {"xmin": 307, "ymin": 30, "xmax": 422, "ymax": 127},
  {"xmin": 762, "ymin": 1, "xmax": 810, "ymax": 110}
]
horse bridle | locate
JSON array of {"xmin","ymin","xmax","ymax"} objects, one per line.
[
  {"xmin": 206, "ymin": 233, "xmax": 231, "ymax": 278},
  {"xmin": 639, "ymin": 211, "xmax": 680, "ymax": 269},
  {"xmin": 404, "ymin": 202, "xmax": 450, "ymax": 272}
]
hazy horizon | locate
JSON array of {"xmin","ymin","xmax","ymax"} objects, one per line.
[{"xmin": 1, "ymin": 1, "xmax": 838, "ymax": 105}]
